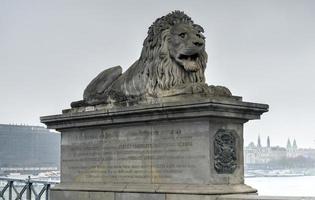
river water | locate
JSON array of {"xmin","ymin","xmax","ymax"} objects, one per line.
[{"xmin": 245, "ymin": 176, "xmax": 315, "ymax": 196}]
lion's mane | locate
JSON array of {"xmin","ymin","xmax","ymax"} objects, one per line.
[{"xmin": 138, "ymin": 11, "xmax": 208, "ymax": 96}]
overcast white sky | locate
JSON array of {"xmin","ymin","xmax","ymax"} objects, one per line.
[{"xmin": 1, "ymin": 0, "xmax": 315, "ymax": 148}]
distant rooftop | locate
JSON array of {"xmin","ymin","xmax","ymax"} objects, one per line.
[
  {"xmin": 0, "ymin": 123, "xmax": 60, "ymax": 168},
  {"xmin": 0, "ymin": 123, "xmax": 56, "ymax": 133},
  {"xmin": 0, "ymin": 123, "xmax": 44, "ymax": 128}
]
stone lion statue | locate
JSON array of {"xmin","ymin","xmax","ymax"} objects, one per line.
[{"xmin": 71, "ymin": 11, "xmax": 231, "ymax": 108}]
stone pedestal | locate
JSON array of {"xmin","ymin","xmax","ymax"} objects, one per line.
[{"xmin": 41, "ymin": 97, "xmax": 268, "ymax": 200}]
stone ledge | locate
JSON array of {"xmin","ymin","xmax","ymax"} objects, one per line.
[
  {"xmin": 51, "ymin": 183, "xmax": 257, "ymax": 195},
  {"xmin": 50, "ymin": 191, "xmax": 315, "ymax": 200},
  {"xmin": 218, "ymin": 194, "xmax": 315, "ymax": 200},
  {"xmin": 40, "ymin": 98, "xmax": 268, "ymax": 131}
]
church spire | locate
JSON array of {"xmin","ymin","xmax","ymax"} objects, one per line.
[
  {"xmin": 293, "ymin": 139, "xmax": 297, "ymax": 149},
  {"xmin": 257, "ymin": 135, "xmax": 262, "ymax": 148},
  {"xmin": 287, "ymin": 138, "xmax": 292, "ymax": 149},
  {"xmin": 267, "ymin": 136, "xmax": 270, "ymax": 148}
]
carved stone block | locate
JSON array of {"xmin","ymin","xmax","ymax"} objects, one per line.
[{"xmin": 214, "ymin": 129, "xmax": 238, "ymax": 174}]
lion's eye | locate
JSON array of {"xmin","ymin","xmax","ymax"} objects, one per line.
[{"xmin": 179, "ymin": 33, "xmax": 186, "ymax": 38}]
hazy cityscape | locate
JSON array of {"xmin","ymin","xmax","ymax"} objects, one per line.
[
  {"xmin": 245, "ymin": 136, "xmax": 315, "ymax": 196},
  {"xmin": 245, "ymin": 136, "xmax": 315, "ymax": 177}
]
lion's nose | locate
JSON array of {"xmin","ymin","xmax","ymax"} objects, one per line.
[{"xmin": 193, "ymin": 41, "xmax": 204, "ymax": 47}]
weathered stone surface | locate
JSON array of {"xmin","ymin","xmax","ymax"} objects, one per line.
[
  {"xmin": 61, "ymin": 126, "xmax": 152, "ymax": 184},
  {"xmin": 116, "ymin": 193, "xmax": 165, "ymax": 200},
  {"xmin": 41, "ymin": 97, "xmax": 268, "ymax": 199},
  {"xmin": 151, "ymin": 121, "xmax": 210, "ymax": 184},
  {"xmin": 58, "ymin": 118, "xmax": 249, "ymax": 186},
  {"xmin": 60, "ymin": 120, "xmax": 212, "ymax": 185},
  {"xmin": 167, "ymin": 194, "xmax": 219, "ymax": 200},
  {"xmin": 50, "ymin": 191, "xmax": 314, "ymax": 200},
  {"xmin": 214, "ymin": 129, "xmax": 238, "ymax": 174},
  {"xmin": 70, "ymin": 11, "xmax": 232, "ymax": 108},
  {"xmin": 50, "ymin": 190, "xmax": 114, "ymax": 200},
  {"xmin": 218, "ymin": 194, "xmax": 315, "ymax": 200},
  {"xmin": 51, "ymin": 183, "xmax": 257, "ymax": 194},
  {"xmin": 41, "ymin": 98, "xmax": 268, "ymax": 130}
]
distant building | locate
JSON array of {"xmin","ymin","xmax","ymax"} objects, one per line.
[
  {"xmin": 0, "ymin": 124, "xmax": 60, "ymax": 171},
  {"xmin": 245, "ymin": 136, "xmax": 286, "ymax": 166},
  {"xmin": 245, "ymin": 136, "xmax": 315, "ymax": 168}
]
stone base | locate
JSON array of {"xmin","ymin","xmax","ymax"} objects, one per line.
[
  {"xmin": 41, "ymin": 97, "xmax": 268, "ymax": 200},
  {"xmin": 51, "ymin": 190, "xmax": 312, "ymax": 200},
  {"xmin": 50, "ymin": 183, "xmax": 257, "ymax": 200},
  {"xmin": 52, "ymin": 182, "xmax": 257, "ymax": 194},
  {"xmin": 51, "ymin": 190, "xmax": 221, "ymax": 200}
]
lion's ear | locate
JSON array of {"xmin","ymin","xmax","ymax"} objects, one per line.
[{"xmin": 193, "ymin": 24, "xmax": 204, "ymax": 33}]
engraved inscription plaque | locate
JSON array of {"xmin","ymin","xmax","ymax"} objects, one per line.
[
  {"xmin": 213, "ymin": 129, "xmax": 237, "ymax": 174},
  {"xmin": 61, "ymin": 120, "xmax": 210, "ymax": 184}
]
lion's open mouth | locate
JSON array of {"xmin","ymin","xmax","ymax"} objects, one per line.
[
  {"xmin": 177, "ymin": 53, "xmax": 200, "ymax": 72},
  {"xmin": 178, "ymin": 53, "xmax": 199, "ymax": 61}
]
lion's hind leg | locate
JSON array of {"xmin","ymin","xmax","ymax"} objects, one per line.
[{"xmin": 71, "ymin": 66, "xmax": 122, "ymax": 107}]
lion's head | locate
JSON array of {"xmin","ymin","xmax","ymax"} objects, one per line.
[
  {"xmin": 139, "ymin": 11, "xmax": 208, "ymax": 96},
  {"xmin": 169, "ymin": 23, "xmax": 206, "ymax": 72}
]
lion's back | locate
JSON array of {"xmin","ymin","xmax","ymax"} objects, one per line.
[{"xmin": 110, "ymin": 60, "xmax": 148, "ymax": 99}]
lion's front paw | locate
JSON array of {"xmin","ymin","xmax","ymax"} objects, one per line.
[
  {"xmin": 190, "ymin": 83, "xmax": 211, "ymax": 94},
  {"xmin": 208, "ymin": 85, "xmax": 232, "ymax": 97}
]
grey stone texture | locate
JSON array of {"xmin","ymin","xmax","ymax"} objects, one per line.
[
  {"xmin": 116, "ymin": 193, "xmax": 165, "ymax": 200},
  {"xmin": 214, "ymin": 129, "xmax": 238, "ymax": 174},
  {"xmin": 50, "ymin": 190, "xmax": 114, "ymax": 200},
  {"xmin": 71, "ymin": 11, "xmax": 231, "ymax": 108},
  {"xmin": 49, "ymin": 191, "xmax": 314, "ymax": 200},
  {"xmin": 41, "ymin": 96, "xmax": 268, "ymax": 200},
  {"xmin": 166, "ymin": 194, "xmax": 219, "ymax": 200},
  {"xmin": 218, "ymin": 194, "xmax": 315, "ymax": 200},
  {"xmin": 58, "ymin": 120, "xmax": 245, "ymax": 185}
]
